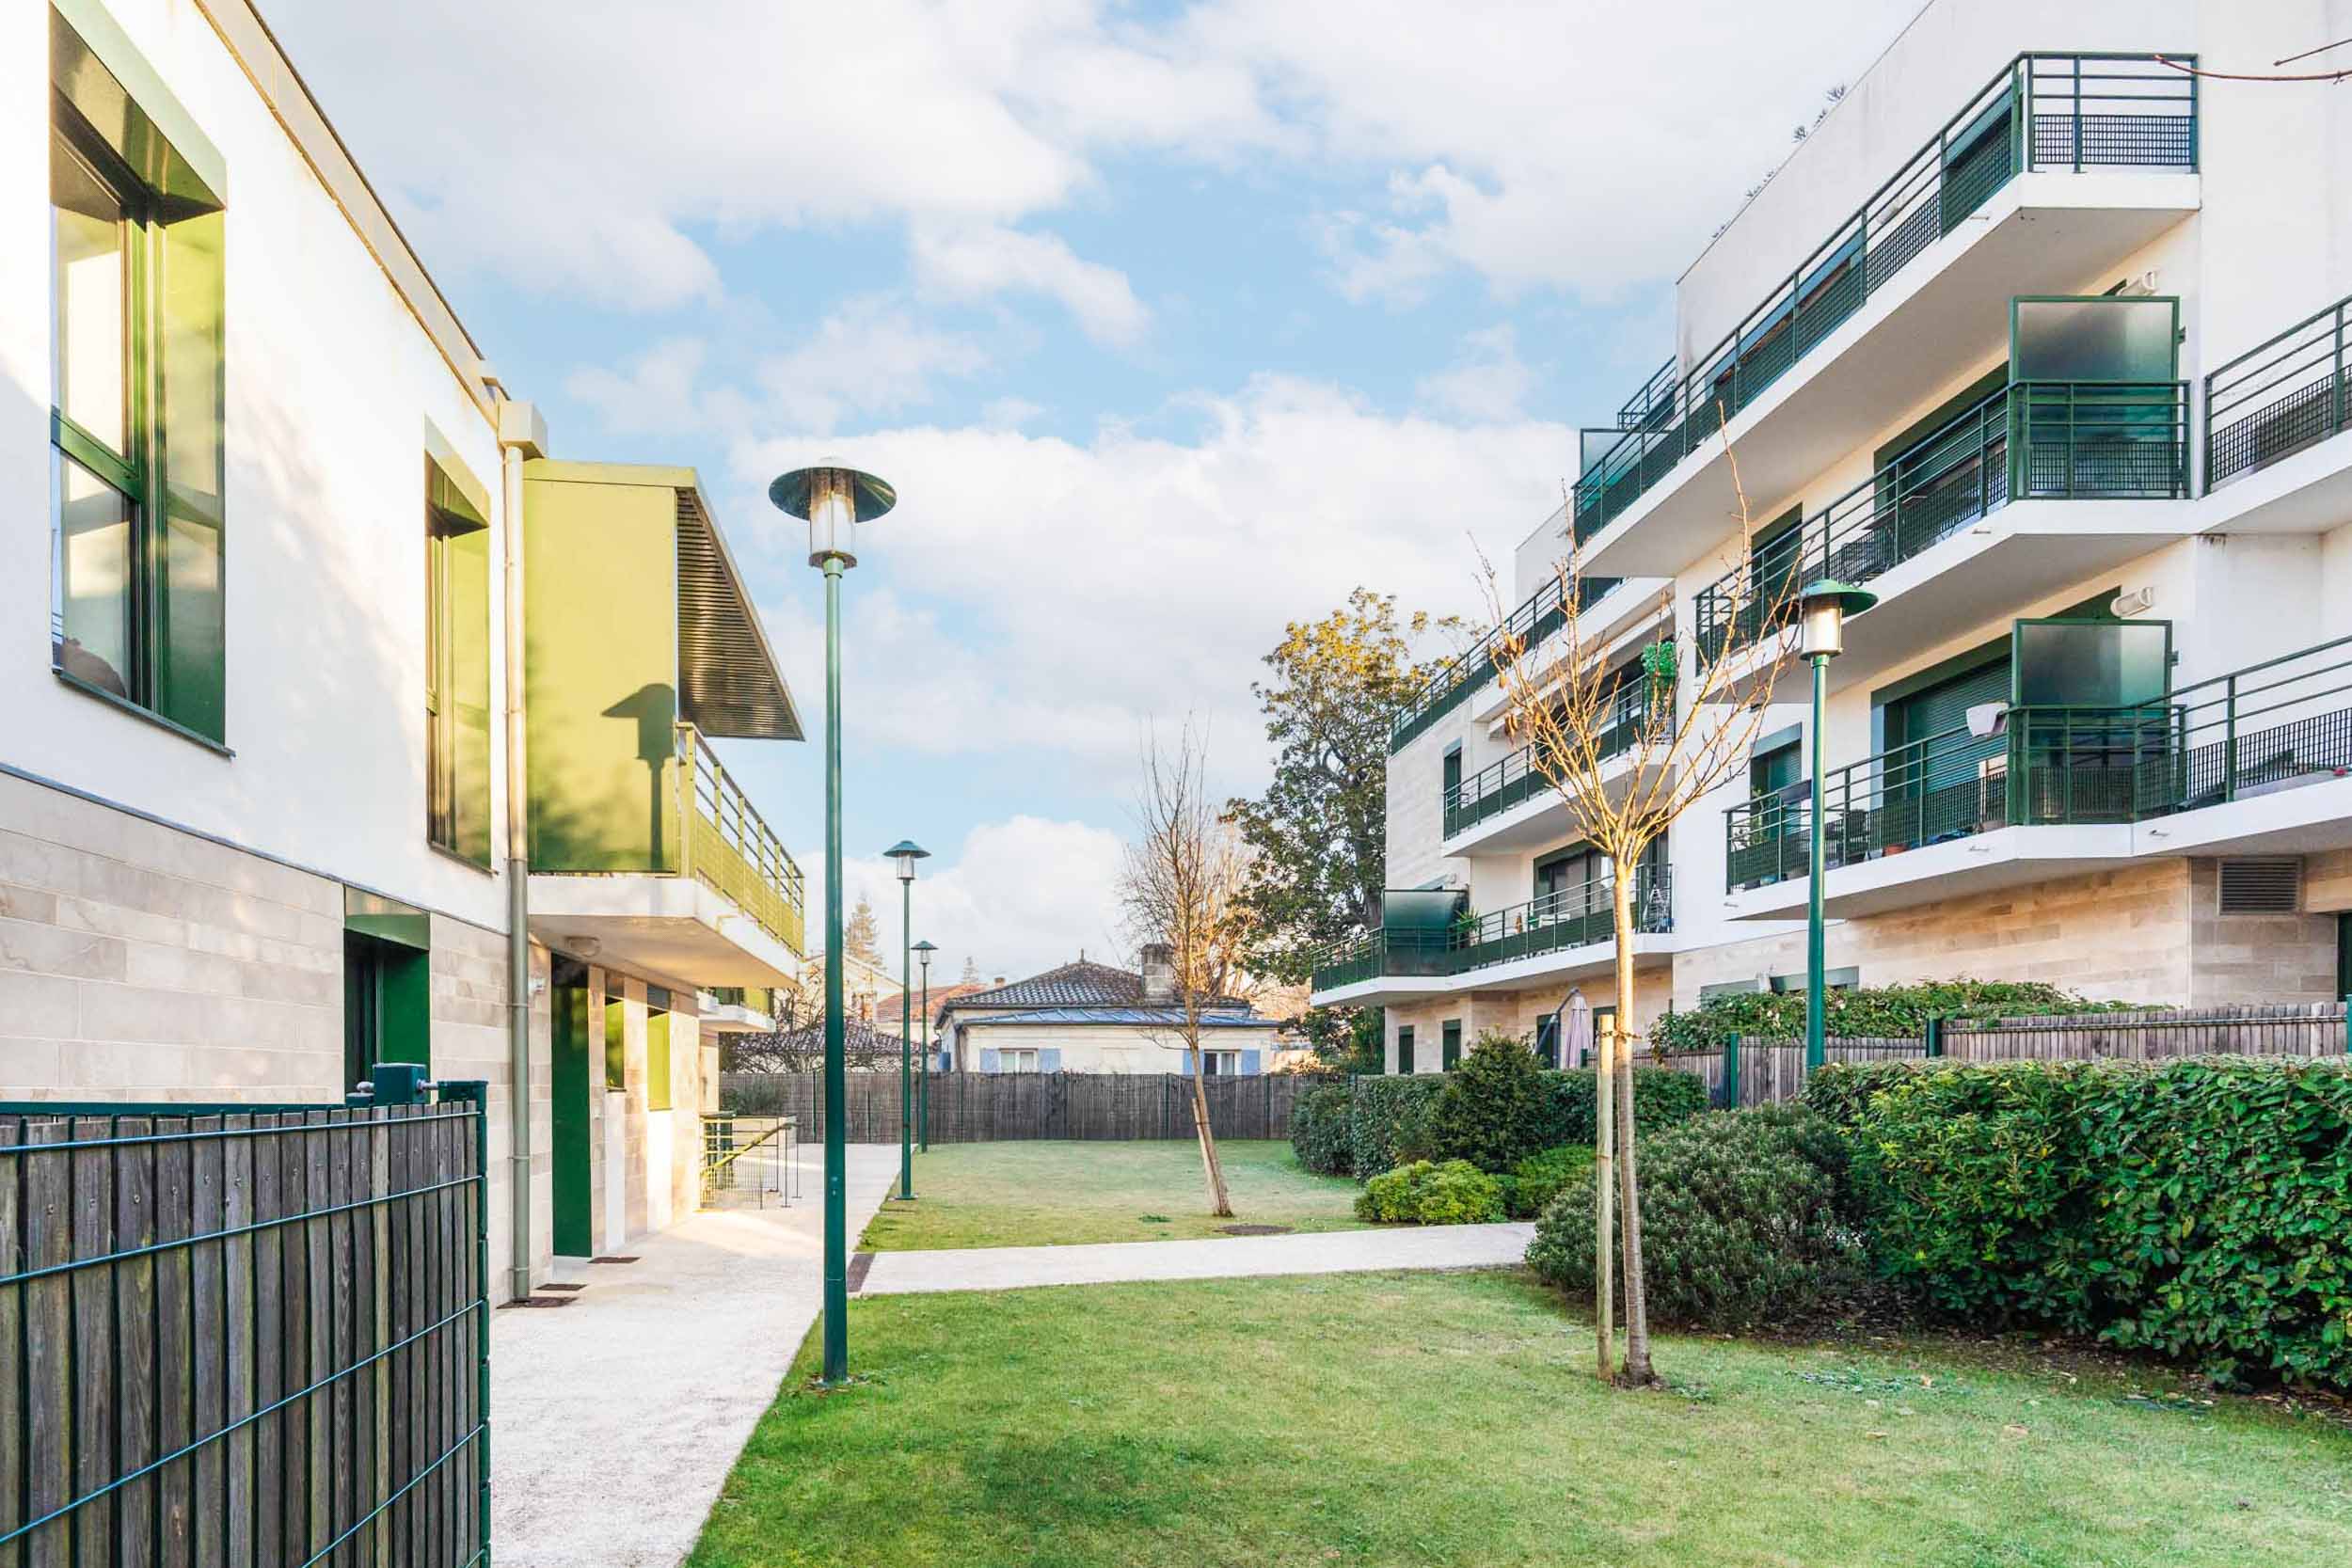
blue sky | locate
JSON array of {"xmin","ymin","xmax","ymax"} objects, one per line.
[{"xmin": 266, "ymin": 0, "xmax": 1915, "ymax": 978}]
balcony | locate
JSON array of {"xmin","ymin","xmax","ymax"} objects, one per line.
[
  {"xmin": 2199, "ymin": 288, "xmax": 2352, "ymax": 535},
  {"xmin": 1694, "ymin": 379, "xmax": 2188, "ymax": 681},
  {"xmin": 524, "ymin": 460, "xmax": 808, "ymax": 986},
  {"xmin": 1573, "ymin": 54, "xmax": 2199, "ymax": 579},
  {"xmin": 701, "ymin": 985, "xmax": 780, "ymax": 1034},
  {"xmin": 1442, "ymin": 684, "xmax": 1663, "ymax": 853},
  {"xmin": 1724, "ymin": 634, "xmax": 2352, "ymax": 919},
  {"xmin": 1390, "ymin": 571, "xmax": 1623, "ymax": 755},
  {"xmin": 1310, "ymin": 865, "xmax": 1674, "ymax": 1004}
]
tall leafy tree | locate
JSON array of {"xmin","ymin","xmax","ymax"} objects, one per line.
[
  {"xmin": 842, "ymin": 893, "xmax": 882, "ymax": 966},
  {"xmin": 1227, "ymin": 589, "xmax": 1457, "ymax": 984}
]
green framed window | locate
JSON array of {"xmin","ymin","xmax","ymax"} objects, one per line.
[
  {"xmin": 1396, "ymin": 1026, "xmax": 1415, "ymax": 1074},
  {"xmin": 425, "ymin": 452, "xmax": 493, "ymax": 863},
  {"xmin": 49, "ymin": 17, "xmax": 227, "ymax": 742},
  {"xmin": 1440, "ymin": 1019, "xmax": 1462, "ymax": 1070}
]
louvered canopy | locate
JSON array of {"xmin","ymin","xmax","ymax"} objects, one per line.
[{"xmin": 674, "ymin": 483, "xmax": 802, "ymax": 740}]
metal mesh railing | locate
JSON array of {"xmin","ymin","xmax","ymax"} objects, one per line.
[
  {"xmin": 1442, "ymin": 685, "xmax": 1661, "ymax": 837},
  {"xmin": 678, "ymin": 722, "xmax": 807, "ymax": 954},
  {"xmin": 2205, "ymin": 290, "xmax": 2349, "ymax": 490},
  {"xmin": 0, "ymin": 1084, "xmax": 488, "ymax": 1568},
  {"xmin": 1571, "ymin": 53, "xmax": 2195, "ymax": 546},
  {"xmin": 1311, "ymin": 865, "xmax": 1672, "ymax": 992},
  {"xmin": 1390, "ymin": 571, "xmax": 1627, "ymax": 754}
]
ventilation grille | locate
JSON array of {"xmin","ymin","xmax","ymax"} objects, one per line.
[{"xmin": 2217, "ymin": 858, "xmax": 2301, "ymax": 915}]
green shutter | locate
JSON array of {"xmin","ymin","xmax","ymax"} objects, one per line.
[
  {"xmin": 603, "ymin": 995, "xmax": 626, "ymax": 1091},
  {"xmin": 1441, "ymin": 1020, "xmax": 1462, "ymax": 1070},
  {"xmin": 646, "ymin": 1009, "xmax": 672, "ymax": 1111}
]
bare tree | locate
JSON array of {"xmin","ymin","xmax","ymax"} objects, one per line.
[
  {"xmin": 1486, "ymin": 433, "xmax": 1804, "ymax": 1386},
  {"xmin": 1120, "ymin": 721, "xmax": 1257, "ymax": 1218}
]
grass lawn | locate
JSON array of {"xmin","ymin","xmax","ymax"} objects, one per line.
[
  {"xmin": 691, "ymin": 1269, "xmax": 2352, "ymax": 1568},
  {"xmin": 857, "ymin": 1139, "xmax": 1367, "ymax": 1250}
]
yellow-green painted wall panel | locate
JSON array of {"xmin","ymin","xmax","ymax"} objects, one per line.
[{"xmin": 523, "ymin": 467, "xmax": 682, "ymax": 872}]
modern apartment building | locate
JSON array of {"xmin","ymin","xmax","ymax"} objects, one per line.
[
  {"xmin": 3, "ymin": 1, "xmax": 808, "ymax": 1294},
  {"xmin": 1317, "ymin": 0, "xmax": 2352, "ymax": 1069}
]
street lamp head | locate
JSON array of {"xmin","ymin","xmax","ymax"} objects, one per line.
[
  {"xmin": 770, "ymin": 459, "xmax": 896, "ymax": 569},
  {"xmin": 1797, "ymin": 579, "xmax": 1879, "ymax": 660},
  {"xmin": 913, "ymin": 939, "xmax": 937, "ymax": 970},
  {"xmin": 885, "ymin": 839, "xmax": 930, "ymax": 882}
]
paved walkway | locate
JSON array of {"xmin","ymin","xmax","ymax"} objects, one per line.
[
  {"xmin": 490, "ymin": 1144, "xmax": 899, "ymax": 1568},
  {"xmin": 856, "ymin": 1220, "xmax": 1536, "ymax": 1295}
]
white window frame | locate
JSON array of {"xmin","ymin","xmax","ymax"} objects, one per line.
[
  {"xmin": 1000, "ymin": 1048, "xmax": 1039, "ymax": 1074},
  {"xmin": 1202, "ymin": 1050, "xmax": 1241, "ymax": 1076}
]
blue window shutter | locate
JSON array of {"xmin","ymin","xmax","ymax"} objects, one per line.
[
  {"xmin": 980, "ymin": 1048, "xmax": 1001, "ymax": 1074},
  {"xmin": 1240, "ymin": 1049, "xmax": 1262, "ymax": 1075},
  {"xmin": 1040, "ymin": 1048, "xmax": 1062, "ymax": 1072},
  {"xmin": 1179, "ymin": 1049, "xmax": 1195, "ymax": 1076}
]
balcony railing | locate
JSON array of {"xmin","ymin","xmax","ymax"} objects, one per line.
[
  {"xmin": 1311, "ymin": 864, "xmax": 1673, "ymax": 993},
  {"xmin": 1443, "ymin": 687, "xmax": 1660, "ymax": 837},
  {"xmin": 1724, "ymin": 633, "xmax": 2352, "ymax": 894},
  {"xmin": 678, "ymin": 722, "xmax": 807, "ymax": 955},
  {"xmin": 1390, "ymin": 570, "xmax": 1625, "ymax": 754},
  {"xmin": 1693, "ymin": 380, "xmax": 2186, "ymax": 667},
  {"xmin": 1573, "ymin": 53, "xmax": 2196, "ymax": 546},
  {"xmin": 2206, "ymin": 290, "xmax": 2350, "ymax": 490}
]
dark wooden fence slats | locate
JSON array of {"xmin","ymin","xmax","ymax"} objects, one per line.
[
  {"xmin": 720, "ymin": 1071, "xmax": 1328, "ymax": 1144},
  {"xmin": 0, "ymin": 1101, "xmax": 486, "ymax": 1568}
]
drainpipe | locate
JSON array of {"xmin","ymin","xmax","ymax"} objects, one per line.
[{"xmin": 496, "ymin": 392, "xmax": 548, "ymax": 1301}]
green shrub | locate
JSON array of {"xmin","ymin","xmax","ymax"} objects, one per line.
[
  {"xmin": 1504, "ymin": 1144, "xmax": 1594, "ymax": 1220},
  {"xmin": 1355, "ymin": 1159, "xmax": 1506, "ymax": 1225},
  {"xmin": 1288, "ymin": 1084, "xmax": 1355, "ymax": 1177},
  {"xmin": 1650, "ymin": 979, "xmax": 2147, "ymax": 1054},
  {"xmin": 1346, "ymin": 1076, "xmax": 1445, "ymax": 1178},
  {"xmin": 1802, "ymin": 1058, "xmax": 1947, "ymax": 1128},
  {"xmin": 1525, "ymin": 1107, "xmax": 1864, "ymax": 1328},
  {"xmin": 1543, "ymin": 1066, "xmax": 1708, "ymax": 1145},
  {"xmin": 1424, "ymin": 1033, "xmax": 1553, "ymax": 1172}
]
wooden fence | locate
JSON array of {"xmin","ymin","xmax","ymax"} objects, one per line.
[
  {"xmin": 0, "ymin": 1088, "xmax": 488, "ymax": 1568},
  {"xmin": 720, "ymin": 1071, "xmax": 1333, "ymax": 1144},
  {"xmin": 1660, "ymin": 1003, "xmax": 2350, "ymax": 1106}
]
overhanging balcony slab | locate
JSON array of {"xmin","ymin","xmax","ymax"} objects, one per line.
[
  {"xmin": 1581, "ymin": 173, "xmax": 2200, "ymax": 580},
  {"xmin": 2195, "ymin": 428, "xmax": 2352, "ymax": 536},
  {"xmin": 1470, "ymin": 582, "xmax": 1672, "ymax": 731},
  {"xmin": 1724, "ymin": 824, "xmax": 2136, "ymax": 922},
  {"xmin": 530, "ymin": 873, "xmax": 800, "ymax": 988},
  {"xmin": 698, "ymin": 997, "xmax": 779, "ymax": 1033},
  {"xmin": 2131, "ymin": 775, "xmax": 2352, "ymax": 860},
  {"xmin": 1310, "ymin": 934, "xmax": 1677, "ymax": 1009},
  {"xmin": 1443, "ymin": 753, "xmax": 1671, "ymax": 858}
]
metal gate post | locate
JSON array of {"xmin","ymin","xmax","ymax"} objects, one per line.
[
  {"xmin": 1924, "ymin": 1016, "xmax": 1946, "ymax": 1059},
  {"xmin": 439, "ymin": 1078, "xmax": 495, "ymax": 1566},
  {"xmin": 1723, "ymin": 1033, "xmax": 1741, "ymax": 1109}
]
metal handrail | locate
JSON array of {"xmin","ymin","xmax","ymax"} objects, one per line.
[
  {"xmin": 2205, "ymin": 289, "xmax": 2350, "ymax": 489},
  {"xmin": 1575, "ymin": 52, "xmax": 2196, "ymax": 545},
  {"xmin": 1724, "ymin": 632, "xmax": 2352, "ymax": 893},
  {"xmin": 1310, "ymin": 863, "xmax": 1674, "ymax": 991},
  {"xmin": 1443, "ymin": 684, "xmax": 1661, "ymax": 837},
  {"xmin": 1390, "ymin": 569, "xmax": 1625, "ymax": 753},
  {"xmin": 676, "ymin": 721, "xmax": 808, "ymax": 953}
]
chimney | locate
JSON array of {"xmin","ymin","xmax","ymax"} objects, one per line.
[{"xmin": 1140, "ymin": 942, "xmax": 1175, "ymax": 1005}]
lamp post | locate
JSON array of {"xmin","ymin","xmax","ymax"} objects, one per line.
[
  {"xmin": 885, "ymin": 841, "xmax": 930, "ymax": 1200},
  {"xmin": 770, "ymin": 459, "xmax": 896, "ymax": 1386},
  {"xmin": 913, "ymin": 940, "xmax": 937, "ymax": 1151},
  {"xmin": 1797, "ymin": 580, "xmax": 1879, "ymax": 1072}
]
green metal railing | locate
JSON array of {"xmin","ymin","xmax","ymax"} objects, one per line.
[
  {"xmin": 1, "ymin": 1077, "xmax": 490, "ymax": 1567},
  {"xmin": 1724, "ymin": 633, "xmax": 2352, "ymax": 893},
  {"xmin": 1443, "ymin": 685, "xmax": 1661, "ymax": 837},
  {"xmin": 1693, "ymin": 380, "xmax": 2185, "ymax": 667},
  {"xmin": 1311, "ymin": 863, "xmax": 1673, "ymax": 992},
  {"xmin": 1390, "ymin": 569, "xmax": 1626, "ymax": 754},
  {"xmin": 678, "ymin": 721, "xmax": 808, "ymax": 955},
  {"xmin": 2206, "ymin": 289, "xmax": 2351, "ymax": 489},
  {"xmin": 1574, "ymin": 53, "xmax": 2195, "ymax": 546}
]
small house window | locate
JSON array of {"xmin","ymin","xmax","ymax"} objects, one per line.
[{"xmin": 1001, "ymin": 1048, "xmax": 1039, "ymax": 1074}]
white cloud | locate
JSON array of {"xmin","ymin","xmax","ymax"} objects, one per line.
[
  {"xmin": 803, "ymin": 816, "xmax": 1130, "ymax": 982},
  {"xmin": 911, "ymin": 226, "xmax": 1150, "ymax": 346},
  {"xmin": 1417, "ymin": 325, "xmax": 1535, "ymax": 421}
]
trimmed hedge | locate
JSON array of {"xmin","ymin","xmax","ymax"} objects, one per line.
[
  {"xmin": 1424, "ymin": 1033, "xmax": 1554, "ymax": 1172},
  {"xmin": 1356, "ymin": 1159, "xmax": 1505, "ymax": 1225},
  {"xmin": 1845, "ymin": 1057, "xmax": 2352, "ymax": 1389},
  {"xmin": 1288, "ymin": 1084, "xmax": 1355, "ymax": 1177},
  {"xmin": 1502, "ymin": 1144, "xmax": 1594, "ymax": 1221},
  {"xmin": 1652, "ymin": 979, "xmax": 2145, "ymax": 1054},
  {"xmin": 1525, "ymin": 1105, "xmax": 1865, "ymax": 1327},
  {"xmin": 1343, "ymin": 1066, "xmax": 1707, "ymax": 1180},
  {"xmin": 1802, "ymin": 1057, "xmax": 1945, "ymax": 1129}
]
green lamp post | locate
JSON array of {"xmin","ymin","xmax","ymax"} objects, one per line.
[
  {"xmin": 1797, "ymin": 579, "xmax": 1878, "ymax": 1072},
  {"xmin": 885, "ymin": 840, "xmax": 930, "ymax": 1200},
  {"xmin": 913, "ymin": 939, "xmax": 938, "ymax": 1150},
  {"xmin": 770, "ymin": 458, "xmax": 896, "ymax": 1386}
]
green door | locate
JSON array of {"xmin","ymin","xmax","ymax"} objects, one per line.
[
  {"xmin": 1441, "ymin": 1020, "xmax": 1463, "ymax": 1070},
  {"xmin": 342, "ymin": 931, "xmax": 428, "ymax": 1092},
  {"xmin": 2337, "ymin": 913, "xmax": 2351, "ymax": 1003},
  {"xmin": 551, "ymin": 959, "xmax": 594, "ymax": 1257}
]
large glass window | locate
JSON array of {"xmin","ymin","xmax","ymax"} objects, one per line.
[
  {"xmin": 48, "ymin": 22, "xmax": 228, "ymax": 741},
  {"xmin": 426, "ymin": 455, "xmax": 493, "ymax": 863}
]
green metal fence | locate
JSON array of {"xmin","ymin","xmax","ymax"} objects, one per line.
[
  {"xmin": 0, "ymin": 1075, "xmax": 490, "ymax": 1568},
  {"xmin": 2205, "ymin": 288, "xmax": 2350, "ymax": 490},
  {"xmin": 1389, "ymin": 570, "xmax": 1627, "ymax": 755},
  {"xmin": 1572, "ymin": 53, "xmax": 2195, "ymax": 546},
  {"xmin": 1725, "ymin": 632, "xmax": 2352, "ymax": 894},
  {"xmin": 1311, "ymin": 864, "xmax": 1673, "ymax": 993}
]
